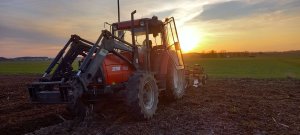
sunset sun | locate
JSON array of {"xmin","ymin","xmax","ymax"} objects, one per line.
[{"xmin": 178, "ymin": 26, "xmax": 202, "ymax": 53}]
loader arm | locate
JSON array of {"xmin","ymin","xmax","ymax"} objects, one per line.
[{"xmin": 28, "ymin": 30, "xmax": 135, "ymax": 104}]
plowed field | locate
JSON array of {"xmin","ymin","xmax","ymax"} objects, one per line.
[{"xmin": 0, "ymin": 75, "xmax": 299, "ymax": 135}]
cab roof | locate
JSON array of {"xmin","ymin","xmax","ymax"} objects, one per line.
[{"xmin": 112, "ymin": 16, "xmax": 164, "ymax": 30}]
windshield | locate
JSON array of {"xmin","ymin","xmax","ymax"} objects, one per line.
[{"xmin": 115, "ymin": 27, "xmax": 162, "ymax": 46}]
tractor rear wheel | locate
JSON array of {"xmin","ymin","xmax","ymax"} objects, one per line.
[
  {"xmin": 166, "ymin": 62, "xmax": 186, "ymax": 100},
  {"xmin": 126, "ymin": 73, "xmax": 159, "ymax": 119}
]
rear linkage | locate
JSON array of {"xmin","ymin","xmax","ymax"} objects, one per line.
[{"xmin": 185, "ymin": 64, "xmax": 208, "ymax": 89}]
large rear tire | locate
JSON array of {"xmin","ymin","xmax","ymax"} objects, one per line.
[
  {"xmin": 126, "ymin": 73, "xmax": 159, "ymax": 119},
  {"xmin": 166, "ymin": 62, "xmax": 186, "ymax": 100}
]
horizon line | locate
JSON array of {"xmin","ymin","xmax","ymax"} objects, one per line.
[{"xmin": 1, "ymin": 50, "xmax": 300, "ymax": 59}]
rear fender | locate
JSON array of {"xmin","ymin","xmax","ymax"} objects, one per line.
[{"xmin": 159, "ymin": 51, "xmax": 169, "ymax": 75}]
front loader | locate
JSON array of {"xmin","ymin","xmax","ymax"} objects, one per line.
[{"xmin": 27, "ymin": 11, "xmax": 201, "ymax": 119}]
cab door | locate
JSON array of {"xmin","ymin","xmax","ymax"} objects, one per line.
[{"xmin": 164, "ymin": 17, "xmax": 184, "ymax": 69}]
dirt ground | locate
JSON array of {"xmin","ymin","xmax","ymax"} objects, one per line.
[
  {"xmin": 0, "ymin": 75, "xmax": 67, "ymax": 135},
  {"xmin": 0, "ymin": 75, "xmax": 299, "ymax": 135}
]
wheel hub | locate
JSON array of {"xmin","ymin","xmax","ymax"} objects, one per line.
[{"xmin": 143, "ymin": 81, "xmax": 154, "ymax": 110}]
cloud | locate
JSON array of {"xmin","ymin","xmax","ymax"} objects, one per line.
[
  {"xmin": 0, "ymin": 23, "xmax": 64, "ymax": 45},
  {"xmin": 145, "ymin": 0, "xmax": 213, "ymax": 26},
  {"xmin": 197, "ymin": 0, "xmax": 300, "ymax": 21},
  {"xmin": 152, "ymin": 8, "xmax": 177, "ymax": 20},
  {"xmin": 0, "ymin": 0, "xmax": 299, "ymax": 57}
]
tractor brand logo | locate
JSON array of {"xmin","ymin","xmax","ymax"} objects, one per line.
[
  {"xmin": 112, "ymin": 66, "xmax": 121, "ymax": 71},
  {"xmin": 112, "ymin": 66, "xmax": 128, "ymax": 71}
]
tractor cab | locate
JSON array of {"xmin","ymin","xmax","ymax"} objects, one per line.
[
  {"xmin": 111, "ymin": 16, "xmax": 184, "ymax": 72},
  {"xmin": 111, "ymin": 16, "xmax": 164, "ymax": 49}
]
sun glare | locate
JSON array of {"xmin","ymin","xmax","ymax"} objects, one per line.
[{"xmin": 178, "ymin": 26, "xmax": 202, "ymax": 53}]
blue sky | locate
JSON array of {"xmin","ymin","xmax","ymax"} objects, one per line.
[{"xmin": 1, "ymin": 0, "xmax": 300, "ymax": 57}]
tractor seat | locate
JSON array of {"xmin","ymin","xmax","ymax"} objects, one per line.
[{"xmin": 143, "ymin": 39, "xmax": 152, "ymax": 48}]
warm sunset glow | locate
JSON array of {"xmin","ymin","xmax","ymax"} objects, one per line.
[
  {"xmin": 178, "ymin": 26, "xmax": 202, "ymax": 53},
  {"xmin": 1, "ymin": 0, "xmax": 300, "ymax": 57}
]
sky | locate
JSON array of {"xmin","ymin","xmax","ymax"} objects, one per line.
[{"xmin": 0, "ymin": 0, "xmax": 300, "ymax": 57}]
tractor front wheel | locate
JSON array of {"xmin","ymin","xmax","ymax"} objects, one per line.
[
  {"xmin": 66, "ymin": 98, "xmax": 88, "ymax": 121},
  {"xmin": 126, "ymin": 73, "xmax": 159, "ymax": 119},
  {"xmin": 66, "ymin": 82, "xmax": 89, "ymax": 121}
]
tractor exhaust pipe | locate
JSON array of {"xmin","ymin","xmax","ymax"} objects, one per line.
[
  {"xmin": 117, "ymin": 0, "xmax": 123, "ymax": 38},
  {"xmin": 131, "ymin": 10, "xmax": 139, "ymax": 69},
  {"xmin": 117, "ymin": 0, "xmax": 120, "ymax": 23},
  {"xmin": 131, "ymin": 10, "xmax": 136, "ymax": 47}
]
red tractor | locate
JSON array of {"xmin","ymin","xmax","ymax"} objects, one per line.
[{"xmin": 28, "ymin": 11, "xmax": 200, "ymax": 119}]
